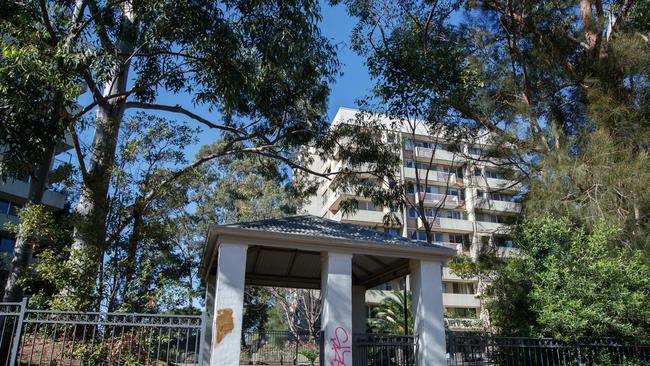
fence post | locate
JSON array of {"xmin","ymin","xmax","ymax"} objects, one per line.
[
  {"xmin": 294, "ymin": 337, "xmax": 298, "ymax": 365},
  {"xmin": 448, "ymin": 332, "xmax": 456, "ymax": 366},
  {"xmin": 575, "ymin": 338, "xmax": 583, "ymax": 366},
  {"xmin": 8, "ymin": 297, "xmax": 28, "ymax": 366},
  {"xmin": 197, "ymin": 309, "xmax": 207, "ymax": 365}
]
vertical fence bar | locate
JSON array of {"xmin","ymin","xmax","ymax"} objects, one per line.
[{"xmin": 8, "ymin": 297, "xmax": 28, "ymax": 366}]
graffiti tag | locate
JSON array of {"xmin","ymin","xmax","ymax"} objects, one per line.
[{"xmin": 329, "ymin": 326, "xmax": 351, "ymax": 366}]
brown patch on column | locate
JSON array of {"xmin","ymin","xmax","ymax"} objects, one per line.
[{"xmin": 214, "ymin": 308, "xmax": 234, "ymax": 345}]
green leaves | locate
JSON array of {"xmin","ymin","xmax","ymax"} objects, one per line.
[{"xmin": 483, "ymin": 217, "xmax": 650, "ymax": 339}]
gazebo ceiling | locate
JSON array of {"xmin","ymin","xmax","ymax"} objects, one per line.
[
  {"xmin": 200, "ymin": 215, "xmax": 456, "ymax": 289},
  {"xmin": 243, "ymin": 246, "xmax": 410, "ymax": 289}
]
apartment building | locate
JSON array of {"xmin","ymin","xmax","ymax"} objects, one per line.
[
  {"xmin": 302, "ymin": 107, "xmax": 522, "ymax": 331},
  {"xmin": 0, "ymin": 137, "xmax": 74, "ymax": 261}
]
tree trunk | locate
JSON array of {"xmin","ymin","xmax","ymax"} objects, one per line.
[
  {"xmin": 120, "ymin": 208, "xmax": 142, "ymax": 305},
  {"xmin": 66, "ymin": 6, "xmax": 136, "ymax": 309},
  {"xmin": 2, "ymin": 147, "xmax": 55, "ymax": 302}
]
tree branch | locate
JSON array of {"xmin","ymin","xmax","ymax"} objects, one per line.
[{"xmin": 123, "ymin": 102, "xmax": 244, "ymax": 135}]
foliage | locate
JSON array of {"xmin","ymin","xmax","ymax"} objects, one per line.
[
  {"xmin": 368, "ymin": 290, "xmax": 413, "ymax": 335},
  {"xmin": 474, "ymin": 217, "xmax": 650, "ymax": 339},
  {"xmin": 336, "ymin": 0, "xmax": 650, "ymax": 246},
  {"xmin": 2, "ymin": 0, "xmax": 339, "ymax": 308},
  {"xmin": 298, "ymin": 348, "xmax": 320, "ymax": 365}
]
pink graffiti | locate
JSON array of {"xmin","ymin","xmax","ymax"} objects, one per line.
[{"xmin": 329, "ymin": 326, "xmax": 351, "ymax": 366}]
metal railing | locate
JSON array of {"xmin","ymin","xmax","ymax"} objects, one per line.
[
  {"xmin": 241, "ymin": 330, "xmax": 321, "ymax": 365},
  {"xmin": 446, "ymin": 333, "xmax": 650, "ymax": 366},
  {"xmin": 353, "ymin": 333, "xmax": 417, "ymax": 366},
  {"xmin": 0, "ymin": 298, "xmax": 203, "ymax": 366}
]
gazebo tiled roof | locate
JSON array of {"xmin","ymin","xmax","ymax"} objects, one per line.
[
  {"xmin": 221, "ymin": 214, "xmax": 438, "ymax": 249},
  {"xmin": 200, "ymin": 215, "xmax": 456, "ymax": 289}
]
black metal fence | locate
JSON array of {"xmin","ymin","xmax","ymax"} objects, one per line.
[
  {"xmin": 241, "ymin": 330, "xmax": 321, "ymax": 365},
  {"xmin": 447, "ymin": 333, "xmax": 650, "ymax": 366},
  {"xmin": 0, "ymin": 298, "xmax": 203, "ymax": 366},
  {"xmin": 353, "ymin": 333, "xmax": 417, "ymax": 366}
]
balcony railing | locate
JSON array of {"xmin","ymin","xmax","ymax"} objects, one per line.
[
  {"xmin": 416, "ymin": 193, "xmax": 459, "ymax": 208},
  {"xmin": 445, "ymin": 318, "xmax": 483, "ymax": 331}
]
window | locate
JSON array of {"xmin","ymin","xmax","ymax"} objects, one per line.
[
  {"xmin": 0, "ymin": 237, "xmax": 15, "ymax": 253},
  {"xmin": 474, "ymin": 168, "xmax": 482, "ymax": 176},
  {"xmin": 444, "ymin": 282, "xmax": 476, "ymax": 294},
  {"xmin": 0, "ymin": 199, "xmax": 20, "ymax": 217},
  {"xmin": 469, "ymin": 146, "xmax": 483, "ymax": 155},
  {"xmin": 408, "ymin": 230, "xmax": 438, "ymax": 242},
  {"xmin": 449, "ymin": 234, "xmax": 469, "ymax": 244},
  {"xmin": 477, "ymin": 213, "xmax": 512, "ymax": 224},
  {"xmin": 494, "ymin": 236, "xmax": 514, "ymax": 248},
  {"xmin": 403, "ymin": 140, "xmax": 413, "ymax": 151},
  {"xmin": 408, "ymin": 208, "xmax": 418, "ymax": 218},
  {"xmin": 353, "ymin": 200, "xmax": 381, "ymax": 211},
  {"xmin": 446, "ymin": 307, "xmax": 478, "ymax": 319},
  {"xmin": 484, "ymin": 169, "xmax": 507, "ymax": 180},
  {"xmin": 0, "ymin": 200, "xmax": 9, "ymax": 215},
  {"xmin": 490, "ymin": 192, "xmax": 514, "ymax": 202}
]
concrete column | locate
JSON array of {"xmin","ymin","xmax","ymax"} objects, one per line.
[
  {"xmin": 352, "ymin": 285, "xmax": 367, "ymax": 334},
  {"xmin": 201, "ymin": 275, "xmax": 216, "ymax": 365},
  {"xmin": 321, "ymin": 252, "xmax": 353, "ymax": 366},
  {"xmin": 210, "ymin": 243, "xmax": 248, "ymax": 366},
  {"xmin": 410, "ymin": 259, "xmax": 446, "ymax": 366}
]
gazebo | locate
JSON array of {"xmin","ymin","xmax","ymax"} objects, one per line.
[{"xmin": 199, "ymin": 215, "xmax": 456, "ymax": 366}]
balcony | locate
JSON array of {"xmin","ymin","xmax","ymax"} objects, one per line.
[
  {"xmin": 445, "ymin": 318, "xmax": 483, "ymax": 331},
  {"xmin": 0, "ymin": 180, "xmax": 67, "ymax": 210},
  {"xmin": 417, "ymin": 217, "xmax": 474, "ymax": 233},
  {"xmin": 414, "ymin": 146, "xmax": 461, "ymax": 163},
  {"xmin": 332, "ymin": 209, "xmax": 386, "ymax": 225},
  {"xmin": 403, "ymin": 167, "xmax": 457, "ymax": 185},
  {"xmin": 476, "ymin": 198, "xmax": 521, "ymax": 213},
  {"xmin": 475, "ymin": 220, "xmax": 511, "ymax": 233},
  {"xmin": 443, "ymin": 293, "xmax": 481, "ymax": 308},
  {"xmin": 415, "ymin": 192, "xmax": 459, "ymax": 208},
  {"xmin": 471, "ymin": 176, "xmax": 521, "ymax": 191}
]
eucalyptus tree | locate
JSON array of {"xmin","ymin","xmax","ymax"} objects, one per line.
[
  {"xmin": 2, "ymin": 0, "xmax": 338, "ymax": 306},
  {"xmin": 335, "ymin": 0, "xmax": 650, "ymax": 246}
]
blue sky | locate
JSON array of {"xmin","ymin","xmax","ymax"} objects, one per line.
[{"xmin": 319, "ymin": 1, "xmax": 372, "ymax": 120}]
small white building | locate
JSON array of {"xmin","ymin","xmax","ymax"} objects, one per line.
[{"xmin": 199, "ymin": 215, "xmax": 455, "ymax": 365}]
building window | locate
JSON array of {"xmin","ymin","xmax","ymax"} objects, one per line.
[
  {"xmin": 449, "ymin": 234, "xmax": 470, "ymax": 245},
  {"xmin": 408, "ymin": 208, "xmax": 418, "ymax": 218},
  {"xmin": 0, "ymin": 199, "xmax": 20, "ymax": 217},
  {"xmin": 403, "ymin": 140, "xmax": 413, "ymax": 151},
  {"xmin": 0, "ymin": 237, "xmax": 16, "ymax": 253},
  {"xmin": 494, "ymin": 236, "xmax": 514, "ymax": 248},
  {"xmin": 469, "ymin": 146, "xmax": 483, "ymax": 155},
  {"xmin": 484, "ymin": 169, "xmax": 507, "ymax": 180},
  {"xmin": 404, "ymin": 159, "xmax": 414, "ymax": 168},
  {"xmin": 444, "ymin": 282, "xmax": 476, "ymax": 295},
  {"xmin": 355, "ymin": 201, "xmax": 381, "ymax": 211},
  {"xmin": 477, "ymin": 213, "xmax": 513, "ymax": 224},
  {"xmin": 490, "ymin": 192, "xmax": 514, "ymax": 202},
  {"xmin": 446, "ymin": 307, "xmax": 478, "ymax": 319},
  {"xmin": 474, "ymin": 168, "xmax": 482, "ymax": 176}
]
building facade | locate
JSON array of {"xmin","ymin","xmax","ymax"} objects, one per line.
[
  {"xmin": 302, "ymin": 107, "xmax": 522, "ymax": 331},
  {"xmin": 0, "ymin": 136, "xmax": 74, "ymax": 263}
]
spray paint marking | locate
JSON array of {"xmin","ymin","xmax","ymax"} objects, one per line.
[
  {"xmin": 215, "ymin": 308, "xmax": 234, "ymax": 346},
  {"xmin": 329, "ymin": 326, "xmax": 350, "ymax": 366}
]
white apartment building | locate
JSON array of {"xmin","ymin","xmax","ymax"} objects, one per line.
[
  {"xmin": 302, "ymin": 107, "xmax": 523, "ymax": 331},
  {"xmin": 0, "ymin": 136, "xmax": 74, "ymax": 259}
]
